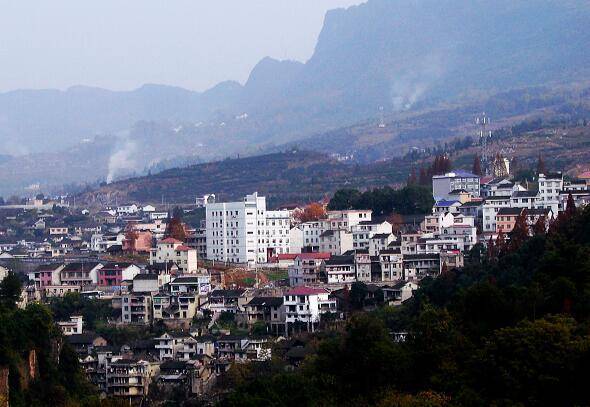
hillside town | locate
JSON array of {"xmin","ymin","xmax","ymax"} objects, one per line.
[{"xmin": 1, "ymin": 164, "xmax": 589, "ymax": 403}]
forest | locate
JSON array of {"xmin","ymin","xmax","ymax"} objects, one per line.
[{"xmin": 220, "ymin": 204, "xmax": 590, "ymax": 406}]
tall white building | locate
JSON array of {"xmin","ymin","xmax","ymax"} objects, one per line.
[
  {"xmin": 265, "ymin": 210, "xmax": 292, "ymax": 256},
  {"xmin": 206, "ymin": 192, "xmax": 268, "ymax": 267}
]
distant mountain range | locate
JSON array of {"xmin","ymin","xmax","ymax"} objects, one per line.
[{"xmin": 2, "ymin": 0, "xmax": 590, "ymax": 194}]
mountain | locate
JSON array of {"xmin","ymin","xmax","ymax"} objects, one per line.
[{"xmin": 3, "ymin": 0, "xmax": 590, "ymax": 193}]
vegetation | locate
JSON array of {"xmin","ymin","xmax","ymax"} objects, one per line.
[
  {"xmin": 328, "ymin": 185, "xmax": 434, "ymax": 215},
  {"xmin": 220, "ymin": 205, "xmax": 590, "ymax": 406}
]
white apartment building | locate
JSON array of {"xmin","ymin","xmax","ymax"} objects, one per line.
[
  {"xmin": 325, "ymin": 210, "xmax": 372, "ymax": 230},
  {"xmin": 300, "ymin": 220, "xmax": 325, "ymax": 250},
  {"xmin": 323, "ymin": 255, "xmax": 356, "ymax": 284},
  {"xmin": 538, "ymin": 172, "xmax": 563, "ymax": 213},
  {"xmin": 206, "ymin": 192, "xmax": 267, "ymax": 267},
  {"xmin": 352, "ymin": 220, "xmax": 392, "ymax": 249},
  {"xmin": 265, "ymin": 210, "xmax": 292, "ymax": 256}
]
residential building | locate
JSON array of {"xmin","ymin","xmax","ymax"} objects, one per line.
[
  {"xmin": 206, "ymin": 192, "xmax": 267, "ymax": 267},
  {"xmin": 319, "ymin": 229, "xmax": 353, "ymax": 255},
  {"xmin": 288, "ymin": 253, "xmax": 331, "ymax": 286},
  {"xmin": 283, "ymin": 287, "xmax": 336, "ymax": 334},
  {"xmin": 323, "ymin": 255, "xmax": 356, "ymax": 284},
  {"xmin": 351, "ymin": 220, "xmax": 392, "ymax": 249},
  {"xmin": 97, "ymin": 263, "xmax": 140, "ymax": 287},
  {"xmin": 150, "ymin": 238, "xmax": 198, "ymax": 273},
  {"xmin": 432, "ymin": 171, "xmax": 480, "ymax": 200}
]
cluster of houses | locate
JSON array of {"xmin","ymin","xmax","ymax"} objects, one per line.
[{"xmin": 1, "ymin": 169, "xmax": 590, "ymax": 402}]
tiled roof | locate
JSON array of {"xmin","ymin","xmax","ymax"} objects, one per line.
[{"xmin": 286, "ymin": 287, "xmax": 329, "ymax": 296}]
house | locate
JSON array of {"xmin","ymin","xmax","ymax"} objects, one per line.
[
  {"xmin": 97, "ymin": 263, "xmax": 140, "ymax": 287},
  {"xmin": 121, "ymin": 292, "xmax": 153, "ymax": 324},
  {"xmin": 123, "ymin": 230, "xmax": 153, "ymax": 253},
  {"xmin": 44, "ymin": 284, "xmax": 82, "ymax": 298},
  {"xmin": 288, "ymin": 252, "xmax": 331, "ymax": 286},
  {"xmin": 538, "ymin": 172, "xmax": 563, "ymax": 213},
  {"xmin": 28, "ymin": 263, "xmax": 65, "ymax": 288},
  {"xmin": 351, "ymin": 220, "xmax": 393, "ymax": 250},
  {"xmin": 378, "ymin": 248, "xmax": 404, "ymax": 282},
  {"xmin": 381, "ymin": 281, "xmax": 419, "ymax": 305},
  {"xmin": 66, "ymin": 332, "xmax": 107, "ymax": 355},
  {"xmin": 482, "ymin": 195, "xmax": 512, "ymax": 233},
  {"xmin": 319, "ymin": 229, "xmax": 353, "ymax": 255},
  {"xmin": 153, "ymin": 293, "xmax": 200, "ymax": 322},
  {"xmin": 106, "ymin": 358, "xmax": 155, "ymax": 398},
  {"xmin": 244, "ymin": 296, "xmax": 285, "ymax": 334},
  {"xmin": 57, "ymin": 315, "xmax": 84, "ymax": 336},
  {"xmin": 132, "ymin": 274, "xmax": 160, "ymax": 293},
  {"xmin": 116, "ymin": 204, "xmax": 139, "ymax": 216},
  {"xmin": 60, "ymin": 262, "xmax": 103, "ymax": 287},
  {"xmin": 155, "ymin": 332, "xmax": 190, "ymax": 360},
  {"xmin": 323, "ymin": 255, "xmax": 356, "ymax": 284},
  {"xmin": 283, "ymin": 287, "xmax": 336, "ymax": 334},
  {"xmin": 403, "ymin": 253, "xmax": 441, "ymax": 280},
  {"xmin": 208, "ymin": 289, "xmax": 246, "ymax": 315},
  {"xmin": 170, "ymin": 275, "xmax": 211, "ymax": 296},
  {"xmin": 496, "ymin": 207, "xmax": 525, "ymax": 233},
  {"xmin": 150, "ymin": 238, "xmax": 198, "ymax": 273}
]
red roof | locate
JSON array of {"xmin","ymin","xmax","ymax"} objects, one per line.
[
  {"xmin": 277, "ymin": 254, "xmax": 299, "ymax": 260},
  {"xmin": 286, "ymin": 287, "xmax": 329, "ymax": 296},
  {"xmin": 160, "ymin": 237, "xmax": 182, "ymax": 244},
  {"xmin": 175, "ymin": 245, "xmax": 192, "ymax": 251},
  {"xmin": 295, "ymin": 252, "xmax": 331, "ymax": 260},
  {"xmin": 579, "ymin": 171, "xmax": 590, "ymax": 180}
]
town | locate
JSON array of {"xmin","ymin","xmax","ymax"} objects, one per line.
[{"xmin": 1, "ymin": 158, "xmax": 589, "ymax": 404}]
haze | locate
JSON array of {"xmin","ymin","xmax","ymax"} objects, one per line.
[{"xmin": 0, "ymin": 0, "xmax": 363, "ymax": 92}]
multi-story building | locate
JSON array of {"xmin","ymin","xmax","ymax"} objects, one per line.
[
  {"xmin": 28, "ymin": 263, "xmax": 64, "ymax": 289},
  {"xmin": 288, "ymin": 253, "xmax": 331, "ymax": 286},
  {"xmin": 206, "ymin": 192, "xmax": 267, "ymax": 267},
  {"xmin": 319, "ymin": 229, "xmax": 353, "ymax": 255},
  {"xmin": 432, "ymin": 171, "xmax": 480, "ymax": 200},
  {"xmin": 121, "ymin": 292, "xmax": 153, "ymax": 324},
  {"xmin": 378, "ymin": 248, "xmax": 404, "ymax": 282},
  {"xmin": 150, "ymin": 238, "xmax": 198, "ymax": 273},
  {"xmin": 323, "ymin": 255, "xmax": 356, "ymax": 284},
  {"xmin": 106, "ymin": 358, "xmax": 153, "ymax": 398},
  {"xmin": 352, "ymin": 221, "xmax": 392, "ymax": 250},
  {"xmin": 538, "ymin": 172, "xmax": 563, "ymax": 213},
  {"xmin": 264, "ymin": 210, "xmax": 292, "ymax": 256},
  {"xmin": 283, "ymin": 287, "xmax": 336, "ymax": 334},
  {"xmin": 300, "ymin": 220, "xmax": 325, "ymax": 251},
  {"xmin": 325, "ymin": 210, "xmax": 372, "ymax": 230},
  {"xmin": 482, "ymin": 195, "xmax": 512, "ymax": 233},
  {"xmin": 60, "ymin": 262, "xmax": 103, "ymax": 287},
  {"xmin": 97, "ymin": 263, "xmax": 141, "ymax": 287},
  {"xmin": 244, "ymin": 297, "xmax": 284, "ymax": 334}
]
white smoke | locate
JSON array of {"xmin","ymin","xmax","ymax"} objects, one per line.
[
  {"xmin": 389, "ymin": 52, "xmax": 448, "ymax": 111},
  {"xmin": 106, "ymin": 139, "xmax": 137, "ymax": 183}
]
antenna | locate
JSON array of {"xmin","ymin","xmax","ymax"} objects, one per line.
[
  {"xmin": 378, "ymin": 106, "xmax": 386, "ymax": 128},
  {"xmin": 476, "ymin": 113, "xmax": 492, "ymax": 175}
]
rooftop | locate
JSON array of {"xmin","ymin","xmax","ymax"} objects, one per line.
[{"xmin": 286, "ymin": 287, "xmax": 329, "ymax": 296}]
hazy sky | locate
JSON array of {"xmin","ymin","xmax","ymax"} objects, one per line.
[{"xmin": 0, "ymin": 1, "xmax": 363, "ymax": 92}]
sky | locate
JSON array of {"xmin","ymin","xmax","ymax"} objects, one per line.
[{"xmin": 0, "ymin": 0, "xmax": 364, "ymax": 92}]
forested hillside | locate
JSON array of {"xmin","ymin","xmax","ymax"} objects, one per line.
[{"xmin": 220, "ymin": 204, "xmax": 590, "ymax": 406}]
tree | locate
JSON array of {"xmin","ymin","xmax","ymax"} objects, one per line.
[
  {"xmin": 508, "ymin": 211, "xmax": 530, "ymax": 251},
  {"xmin": 472, "ymin": 154, "xmax": 483, "ymax": 176},
  {"xmin": 537, "ymin": 155, "xmax": 547, "ymax": 175},
  {"xmin": 532, "ymin": 215, "xmax": 547, "ymax": 235},
  {"xmin": 295, "ymin": 203, "xmax": 326, "ymax": 222},
  {"xmin": 419, "ymin": 167, "xmax": 429, "ymax": 185},
  {"xmin": 350, "ymin": 282, "xmax": 369, "ymax": 310},
  {"xmin": 0, "ymin": 272, "xmax": 22, "ymax": 309},
  {"xmin": 165, "ymin": 215, "xmax": 186, "ymax": 241},
  {"xmin": 487, "ymin": 236, "xmax": 496, "ymax": 259},
  {"xmin": 565, "ymin": 193, "xmax": 576, "ymax": 218},
  {"xmin": 495, "ymin": 230, "xmax": 506, "ymax": 255},
  {"xmin": 328, "ymin": 189, "xmax": 361, "ymax": 210},
  {"xmin": 407, "ymin": 168, "xmax": 418, "ymax": 186}
]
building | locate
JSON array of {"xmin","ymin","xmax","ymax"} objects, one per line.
[
  {"xmin": 288, "ymin": 253, "xmax": 331, "ymax": 286},
  {"xmin": 351, "ymin": 220, "xmax": 392, "ymax": 250},
  {"xmin": 60, "ymin": 262, "xmax": 103, "ymax": 287},
  {"xmin": 57, "ymin": 315, "xmax": 84, "ymax": 336},
  {"xmin": 432, "ymin": 171, "xmax": 480, "ymax": 200},
  {"xmin": 265, "ymin": 210, "xmax": 292, "ymax": 256},
  {"xmin": 150, "ymin": 238, "xmax": 198, "ymax": 273},
  {"xmin": 106, "ymin": 358, "xmax": 154, "ymax": 398},
  {"xmin": 121, "ymin": 292, "xmax": 154, "ymax": 324},
  {"xmin": 538, "ymin": 172, "xmax": 563, "ymax": 213},
  {"xmin": 244, "ymin": 297, "xmax": 284, "ymax": 334},
  {"xmin": 323, "ymin": 255, "xmax": 356, "ymax": 284},
  {"xmin": 97, "ymin": 263, "xmax": 140, "ymax": 287},
  {"xmin": 206, "ymin": 192, "xmax": 267, "ymax": 267},
  {"xmin": 482, "ymin": 196, "xmax": 512, "ymax": 233},
  {"xmin": 283, "ymin": 287, "xmax": 336, "ymax": 334},
  {"xmin": 382, "ymin": 281, "xmax": 419, "ymax": 305},
  {"xmin": 208, "ymin": 289, "xmax": 246, "ymax": 315},
  {"xmin": 319, "ymin": 229, "xmax": 353, "ymax": 255},
  {"xmin": 28, "ymin": 263, "xmax": 65, "ymax": 289}
]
